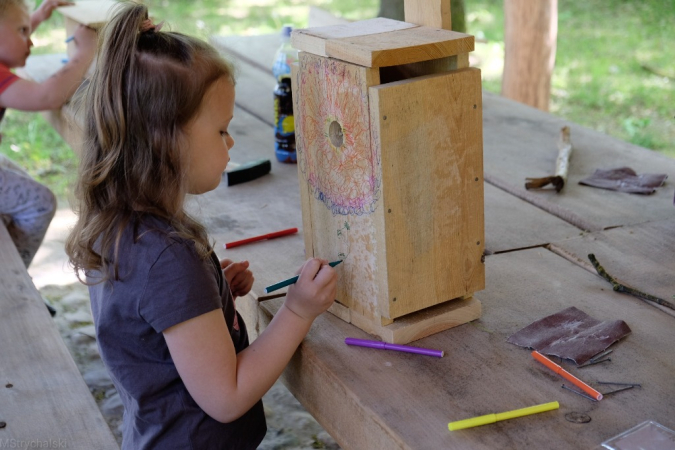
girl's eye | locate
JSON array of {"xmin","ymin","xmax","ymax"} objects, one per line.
[{"xmin": 220, "ymin": 131, "xmax": 229, "ymax": 137}]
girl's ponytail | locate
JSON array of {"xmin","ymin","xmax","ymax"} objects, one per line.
[
  {"xmin": 67, "ymin": 1, "xmax": 235, "ymax": 283},
  {"xmin": 87, "ymin": 3, "xmax": 148, "ymax": 182}
]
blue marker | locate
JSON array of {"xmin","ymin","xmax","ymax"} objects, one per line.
[
  {"xmin": 264, "ymin": 260, "xmax": 343, "ymax": 293},
  {"xmin": 65, "ymin": 36, "xmax": 74, "ymax": 43}
]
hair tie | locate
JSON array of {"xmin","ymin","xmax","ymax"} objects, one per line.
[{"xmin": 139, "ymin": 19, "xmax": 164, "ymax": 33}]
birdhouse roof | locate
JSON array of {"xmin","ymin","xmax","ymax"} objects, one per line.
[
  {"xmin": 56, "ymin": 0, "xmax": 118, "ymax": 28},
  {"xmin": 291, "ymin": 17, "xmax": 474, "ymax": 68}
]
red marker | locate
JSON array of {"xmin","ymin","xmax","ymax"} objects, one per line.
[
  {"xmin": 532, "ymin": 351, "xmax": 603, "ymax": 400},
  {"xmin": 224, "ymin": 227, "xmax": 298, "ymax": 249}
]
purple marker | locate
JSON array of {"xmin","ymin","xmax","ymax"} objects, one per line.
[{"xmin": 345, "ymin": 337, "xmax": 444, "ymax": 358}]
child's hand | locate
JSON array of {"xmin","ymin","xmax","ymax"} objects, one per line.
[
  {"xmin": 220, "ymin": 259, "xmax": 254, "ymax": 299},
  {"xmin": 284, "ymin": 258, "xmax": 337, "ymax": 322},
  {"xmin": 32, "ymin": 0, "xmax": 74, "ymax": 24},
  {"xmin": 72, "ymin": 25, "xmax": 97, "ymax": 60}
]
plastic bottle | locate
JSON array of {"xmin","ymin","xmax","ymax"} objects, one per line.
[{"xmin": 272, "ymin": 25, "xmax": 298, "ymax": 163}]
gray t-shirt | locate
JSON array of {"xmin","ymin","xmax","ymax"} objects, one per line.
[{"xmin": 89, "ymin": 215, "xmax": 266, "ymax": 449}]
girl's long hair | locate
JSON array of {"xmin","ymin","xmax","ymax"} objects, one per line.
[{"xmin": 66, "ymin": 1, "xmax": 234, "ymax": 282}]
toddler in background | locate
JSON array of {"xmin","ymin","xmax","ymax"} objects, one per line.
[{"xmin": 0, "ymin": 0, "xmax": 96, "ymax": 268}]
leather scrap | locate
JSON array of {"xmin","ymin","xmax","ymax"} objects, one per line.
[
  {"xmin": 579, "ymin": 167, "xmax": 667, "ymax": 194},
  {"xmin": 507, "ymin": 306, "xmax": 631, "ymax": 365}
]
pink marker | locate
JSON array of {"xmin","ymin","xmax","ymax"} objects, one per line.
[{"xmin": 345, "ymin": 338, "xmax": 444, "ymax": 358}]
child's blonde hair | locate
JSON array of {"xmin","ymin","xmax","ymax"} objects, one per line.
[
  {"xmin": 0, "ymin": 0, "xmax": 29, "ymax": 17},
  {"xmin": 66, "ymin": 1, "xmax": 235, "ymax": 282}
]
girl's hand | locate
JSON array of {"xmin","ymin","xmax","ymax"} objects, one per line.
[
  {"xmin": 32, "ymin": 0, "xmax": 73, "ymax": 26},
  {"xmin": 220, "ymin": 259, "xmax": 254, "ymax": 299},
  {"xmin": 284, "ymin": 258, "xmax": 337, "ymax": 322}
]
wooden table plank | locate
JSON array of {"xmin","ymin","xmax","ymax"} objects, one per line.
[
  {"xmin": 549, "ymin": 217, "xmax": 675, "ymax": 315},
  {"xmin": 485, "ymin": 183, "xmax": 581, "ymax": 254},
  {"xmin": 0, "ymin": 223, "xmax": 119, "ymax": 449},
  {"xmin": 240, "ymin": 247, "xmax": 675, "ymax": 450}
]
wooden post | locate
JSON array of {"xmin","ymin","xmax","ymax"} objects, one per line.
[
  {"xmin": 404, "ymin": 0, "xmax": 451, "ymax": 30},
  {"xmin": 502, "ymin": 0, "xmax": 558, "ymax": 111}
]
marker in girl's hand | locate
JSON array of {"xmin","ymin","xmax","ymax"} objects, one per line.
[
  {"xmin": 65, "ymin": 35, "xmax": 74, "ymax": 43},
  {"xmin": 264, "ymin": 259, "xmax": 342, "ymax": 294}
]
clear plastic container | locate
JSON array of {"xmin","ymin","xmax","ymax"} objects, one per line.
[{"xmin": 601, "ymin": 420, "xmax": 675, "ymax": 450}]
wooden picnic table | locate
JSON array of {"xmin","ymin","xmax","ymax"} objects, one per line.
[
  {"xmin": 17, "ymin": 30, "xmax": 675, "ymax": 449},
  {"xmin": 207, "ymin": 34, "xmax": 675, "ymax": 450}
]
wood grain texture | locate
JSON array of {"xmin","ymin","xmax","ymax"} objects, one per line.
[
  {"xmin": 326, "ymin": 26, "xmax": 474, "ymax": 68},
  {"xmin": 0, "ymin": 222, "xmax": 118, "ymax": 449},
  {"xmin": 484, "ymin": 183, "xmax": 581, "ymax": 254},
  {"xmin": 291, "ymin": 18, "xmax": 417, "ymax": 58},
  {"xmin": 292, "ymin": 18, "xmax": 473, "ymax": 68},
  {"xmin": 370, "ymin": 68, "xmax": 484, "ymax": 318},
  {"xmin": 502, "ymin": 0, "xmax": 558, "ymax": 111},
  {"xmin": 404, "ymin": 0, "xmax": 452, "ymax": 30}
]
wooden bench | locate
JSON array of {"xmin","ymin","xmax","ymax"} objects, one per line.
[{"xmin": 0, "ymin": 221, "xmax": 119, "ymax": 449}]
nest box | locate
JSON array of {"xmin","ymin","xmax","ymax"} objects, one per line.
[
  {"xmin": 57, "ymin": 0, "xmax": 117, "ymax": 77},
  {"xmin": 291, "ymin": 17, "xmax": 485, "ymax": 344}
]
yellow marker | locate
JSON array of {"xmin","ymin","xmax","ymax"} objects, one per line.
[{"xmin": 448, "ymin": 401, "xmax": 559, "ymax": 431}]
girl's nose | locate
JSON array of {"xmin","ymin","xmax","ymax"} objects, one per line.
[{"xmin": 28, "ymin": 38, "xmax": 34, "ymax": 48}]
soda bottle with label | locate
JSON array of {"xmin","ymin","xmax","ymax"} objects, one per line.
[{"xmin": 272, "ymin": 25, "xmax": 298, "ymax": 163}]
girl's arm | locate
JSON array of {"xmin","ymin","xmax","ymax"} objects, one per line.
[
  {"xmin": 0, "ymin": 25, "xmax": 96, "ymax": 111},
  {"xmin": 164, "ymin": 258, "xmax": 337, "ymax": 423},
  {"xmin": 30, "ymin": 0, "xmax": 74, "ymax": 32}
]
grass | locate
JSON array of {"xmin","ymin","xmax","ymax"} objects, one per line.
[{"xmin": 1, "ymin": 0, "xmax": 672, "ymax": 199}]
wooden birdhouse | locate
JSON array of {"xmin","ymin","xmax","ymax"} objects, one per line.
[
  {"xmin": 291, "ymin": 5, "xmax": 485, "ymax": 344},
  {"xmin": 57, "ymin": 0, "xmax": 118, "ymax": 77}
]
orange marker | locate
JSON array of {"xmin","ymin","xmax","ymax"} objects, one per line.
[{"xmin": 532, "ymin": 351, "xmax": 603, "ymax": 401}]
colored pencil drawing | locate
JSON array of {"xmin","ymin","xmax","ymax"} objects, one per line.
[{"xmin": 296, "ymin": 57, "xmax": 381, "ymax": 216}]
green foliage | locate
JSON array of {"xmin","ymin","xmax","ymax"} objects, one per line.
[
  {"xmin": 469, "ymin": 0, "xmax": 674, "ymax": 157},
  {"xmin": 2, "ymin": 0, "xmax": 672, "ymax": 201}
]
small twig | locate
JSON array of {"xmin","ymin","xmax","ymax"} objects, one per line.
[
  {"xmin": 525, "ymin": 126, "xmax": 572, "ymax": 193},
  {"xmin": 588, "ymin": 254, "xmax": 675, "ymax": 311}
]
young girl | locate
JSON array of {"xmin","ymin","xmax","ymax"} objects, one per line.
[
  {"xmin": 0, "ymin": 0, "xmax": 95, "ymax": 269},
  {"xmin": 65, "ymin": 3, "xmax": 337, "ymax": 449}
]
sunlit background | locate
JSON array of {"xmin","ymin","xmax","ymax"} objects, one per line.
[{"xmin": 3, "ymin": 0, "xmax": 674, "ymax": 197}]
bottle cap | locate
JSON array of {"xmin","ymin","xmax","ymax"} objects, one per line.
[{"xmin": 281, "ymin": 25, "xmax": 293, "ymax": 38}]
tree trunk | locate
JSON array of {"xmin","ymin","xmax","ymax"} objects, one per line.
[
  {"xmin": 378, "ymin": 0, "xmax": 405, "ymax": 21},
  {"xmin": 450, "ymin": 0, "xmax": 466, "ymax": 33},
  {"xmin": 502, "ymin": 0, "xmax": 558, "ymax": 111},
  {"xmin": 380, "ymin": 0, "xmax": 465, "ymax": 32}
]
